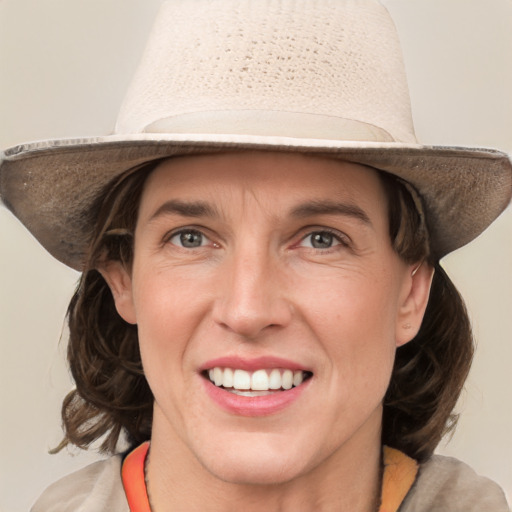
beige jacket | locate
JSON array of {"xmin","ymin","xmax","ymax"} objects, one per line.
[{"xmin": 31, "ymin": 454, "xmax": 510, "ymax": 512}]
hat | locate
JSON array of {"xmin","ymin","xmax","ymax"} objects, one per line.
[{"xmin": 1, "ymin": 0, "xmax": 511, "ymax": 270}]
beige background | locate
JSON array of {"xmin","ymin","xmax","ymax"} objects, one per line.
[{"xmin": 0, "ymin": 1, "xmax": 511, "ymax": 511}]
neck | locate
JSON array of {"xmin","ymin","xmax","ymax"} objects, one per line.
[{"xmin": 146, "ymin": 410, "xmax": 383, "ymax": 512}]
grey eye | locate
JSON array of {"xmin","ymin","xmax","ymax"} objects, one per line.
[
  {"xmin": 307, "ymin": 231, "xmax": 337, "ymax": 249},
  {"xmin": 170, "ymin": 229, "xmax": 207, "ymax": 248}
]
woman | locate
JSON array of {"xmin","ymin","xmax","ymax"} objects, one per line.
[{"xmin": 1, "ymin": 0, "xmax": 511, "ymax": 510}]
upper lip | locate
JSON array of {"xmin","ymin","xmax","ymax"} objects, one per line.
[{"xmin": 200, "ymin": 355, "xmax": 311, "ymax": 373}]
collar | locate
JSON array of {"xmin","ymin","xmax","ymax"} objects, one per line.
[{"xmin": 122, "ymin": 443, "xmax": 418, "ymax": 512}]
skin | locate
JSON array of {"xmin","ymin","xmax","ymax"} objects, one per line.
[{"xmin": 102, "ymin": 151, "xmax": 433, "ymax": 512}]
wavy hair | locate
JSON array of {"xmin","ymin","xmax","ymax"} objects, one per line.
[{"xmin": 54, "ymin": 158, "xmax": 474, "ymax": 462}]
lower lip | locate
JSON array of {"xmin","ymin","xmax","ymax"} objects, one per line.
[{"xmin": 202, "ymin": 378, "xmax": 311, "ymax": 417}]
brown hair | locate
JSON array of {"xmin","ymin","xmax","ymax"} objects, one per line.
[
  {"xmin": 380, "ymin": 173, "xmax": 473, "ymax": 461},
  {"xmin": 55, "ymin": 159, "xmax": 474, "ymax": 462}
]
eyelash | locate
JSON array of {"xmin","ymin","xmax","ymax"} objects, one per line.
[
  {"xmin": 164, "ymin": 226, "xmax": 350, "ymax": 253},
  {"xmin": 297, "ymin": 228, "xmax": 351, "ymax": 252},
  {"xmin": 164, "ymin": 227, "xmax": 216, "ymax": 249}
]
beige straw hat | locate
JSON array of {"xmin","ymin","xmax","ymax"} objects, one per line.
[{"xmin": 1, "ymin": 0, "xmax": 511, "ymax": 270}]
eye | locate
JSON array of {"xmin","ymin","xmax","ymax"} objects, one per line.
[
  {"xmin": 299, "ymin": 230, "xmax": 346, "ymax": 249},
  {"xmin": 168, "ymin": 229, "xmax": 211, "ymax": 248}
]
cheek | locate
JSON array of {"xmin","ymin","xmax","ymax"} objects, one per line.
[
  {"xmin": 301, "ymin": 265, "xmax": 401, "ymax": 343},
  {"xmin": 298, "ymin": 266, "xmax": 401, "ymax": 397},
  {"xmin": 130, "ymin": 269, "xmax": 194, "ymax": 388},
  {"xmin": 129, "ymin": 264, "xmax": 218, "ymax": 398},
  {"xmin": 132, "ymin": 264, "xmax": 207, "ymax": 335}
]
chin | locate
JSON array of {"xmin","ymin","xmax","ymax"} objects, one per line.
[
  {"xmin": 206, "ymin": 459, "xmax": 300, "ymax": 486},
  {"xmin": 197, "ymin": 437, "xmax": 311, "ymax": 486}
]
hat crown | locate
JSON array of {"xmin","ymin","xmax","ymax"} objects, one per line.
[
  {"xmin": 2, "ymin": 0, "xmax": 510, "ymax": 271},
  {"xmin": 116, "ymin": 0, "xmax": 417, "ymax": 144}
]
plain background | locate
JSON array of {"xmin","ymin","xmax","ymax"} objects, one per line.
[{"xmin": 0, "ymin": 1, "xmax": 511, "ymax": 511}]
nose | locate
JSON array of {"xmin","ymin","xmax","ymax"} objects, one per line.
[{"xmin": 212, "ymin": 246, "xmax": 293, "ymax": 340}]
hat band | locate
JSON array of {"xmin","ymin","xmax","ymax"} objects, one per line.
[{"xmin": 143, "ymin": 110, "xmax": 397, "ymax": 143}]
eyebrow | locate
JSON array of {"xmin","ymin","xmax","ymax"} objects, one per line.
[
  {"xmin": 148, "ymin": 199, "xmax": 219, "ymax": 222},
  {"xmin": 290, "ymin": 200, "xmax": 372, "ymax": 226},
  {"xmin": 147, "ymin": 198, "xmax": 372, "ymax": 226}
]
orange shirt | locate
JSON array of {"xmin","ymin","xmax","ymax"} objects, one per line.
[{"xmin": 122, "ymin": 442, "xmax": 418, "ymax": 512}]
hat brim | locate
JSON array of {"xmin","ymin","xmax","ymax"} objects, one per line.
[{"xmin": 1, "ymin": 133, "xmax": 511, "ymax": 270}]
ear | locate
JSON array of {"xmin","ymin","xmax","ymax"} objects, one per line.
[
  {"xmin": 98, "ymin": 261, "xmax": 137, "ymax": 325},
  {"xmin": 395, "ymin": 262, "xmax": 435, "ymax": 347}
]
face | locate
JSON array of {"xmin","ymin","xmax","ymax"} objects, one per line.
[{"xmin": 106, "ymin": 151, "xmax": 431, "ymax": 485}]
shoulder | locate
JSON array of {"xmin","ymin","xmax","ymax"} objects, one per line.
[
  {"xmin": 31, "ymin": 455, "xmax": 129, "ymax": 512},
  {"xmin": 400, "ymin": 454, "xmax": 510, "ymax": 512}
]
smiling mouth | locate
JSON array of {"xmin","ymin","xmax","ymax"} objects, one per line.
[{"xmin": 204, "ymin": 367, "xmax": 313, "ymax": 396}]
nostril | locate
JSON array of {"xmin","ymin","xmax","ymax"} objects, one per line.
[
  {"xmin": 215, "ymin": 316, "xmax": 283, "ymax": 340},
  {"xmin": 211, "ymin": 273, "xmax": 293, "ymax": 339}
]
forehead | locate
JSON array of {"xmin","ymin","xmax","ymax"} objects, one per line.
[{"xmin": 139, "ymin": 151, "xmax": 387, "ymax": 218}]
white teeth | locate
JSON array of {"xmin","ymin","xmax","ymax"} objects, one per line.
[
  {"xmin": 223, "ymin": 367, "xmax": 234, "ymax": 388},
  {"xmin": 206, "ymin": 367, "xmax": 307, "ymax": 392},
  {"xmin": 213, "ymin": 367, "xmax": 223, "ymax": 387},
  {"xmin": 282, "ymin": 369, "xmax": 293, "ymax": 390},
  {"xmin": 233, "ymin": 369, "xmax": 251, "ymax": 390},
  {"xmin": 269, "ymin": 369, "xmax": 282, "ymax": 389},
  {"xmin": 251, "ymin": 369, "xmax": 269, "ymax": 391},
  {"xmin": 230, "ymin": 389, "xmax": 274, "ymax": 397}
]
